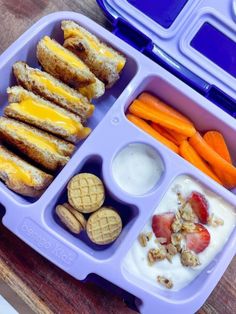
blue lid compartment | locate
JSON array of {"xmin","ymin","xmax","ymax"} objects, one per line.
[
  {"xmin": 178, "ymin": 9, "xmax": 235, "ymax": 103},
  {"xmin": 105, "ymin": 0, "xmax": 198, "ymax": 38},
  {"xmin": 97, "ymin": 0, "xmax": 236, "ymax": 116},
  {"xmin": 126, "ymin": 0, "xmax": 189, "ymax": 29},
  {"xmin": 191, "ymin": 23, "xmax": 236, "ymax": 79}
]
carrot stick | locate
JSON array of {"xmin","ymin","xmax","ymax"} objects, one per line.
[
  {"xmin": 203, "ymin": 131, "xmax": 232, "ymax": 164},
  {"xmin": 189, "ymin": 132, "xmax": 236, "ymax": 188},
  {"xmin": 209, "ymin": 166, "xmax": 235, "ymax": 188},
  {"xmin": 203, "ymin": 131, "xmax": 233, "ymax": 187},
  {"xmin": 179, "ymin": 140, "xmax": 222, "ymax": 185},
  {"xmin": 138, "ymin": 92, "xmax": 193, "ymax": 125},
  {"xmin": 151, "ymin": 123, "xmax": 187, "ymax": 145},
  {"xmin": 167, "ymin": 130, "xmax": 188, "ymax": 145},
  {"xmin": 126, "ymin": 113, "xmax": 179, "ymax": 153},
  {"xmin": 150, "ymin": 123, "xmax": 180, "ymax": 146},
  {"xmin": 129, "ymin": 100, "xmax": 196, "ymax": 137}
]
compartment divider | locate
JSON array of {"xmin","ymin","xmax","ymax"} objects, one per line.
[{"xmin": 0, "ymin": 10, "xmax": 235, "ymax": 313}]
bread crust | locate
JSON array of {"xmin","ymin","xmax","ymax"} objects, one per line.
[
  {"xmin": 0, "ymin": 145, "xmax": 53, "ymax": 197},
  {"xmin": 13, "ymin": 62, "xmax": 94, "ymax": 120},
  {"xmin": 37, "ymin": 36, "xmax": 95, "ymax": 88},
  {"xmin": 0, "ymin": 117, "xmax": 75, "ymax": 171},
  {"xmin": 62, "ymin": 20, "xmax": 126, "ymax": 88},
  {"xmin": 78, "ymin": 77, "xmax": 105, "ymax": 100}
]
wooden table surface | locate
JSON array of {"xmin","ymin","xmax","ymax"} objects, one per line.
[{"xmin": 0, "ymin": 0, "xmax": 235, "ymax": 313}]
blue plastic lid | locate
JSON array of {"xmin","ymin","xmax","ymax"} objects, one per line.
[
  {"xmin": 126, "ymin": 0, "xmax": 189, "ymax": 29},
  {"xmin": 97, "ymin": 0, "xmax": 236, "ymax": 115}
]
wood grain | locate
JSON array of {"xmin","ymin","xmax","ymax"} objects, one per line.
[
  {"xmin": 0, "ymin": 279, "xmax": 34, "ymax": 313},
  {"xmin": 0, "ymin": 0, "xmax": 111, "ymax": 54},
  {"xmin": 0, "ymin": 0, "xmax": 235, "ymax": 313}
]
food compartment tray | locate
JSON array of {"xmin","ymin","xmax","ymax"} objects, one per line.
[{"xmin": 0, "ymin": 11, "xmax": 235, "ymax": 314}]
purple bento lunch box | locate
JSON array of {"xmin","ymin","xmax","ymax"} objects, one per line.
[{"xmin": 0, "ymin": 0, "xmax": 235, "ymax": 312}]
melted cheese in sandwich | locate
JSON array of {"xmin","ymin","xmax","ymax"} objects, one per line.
[
  {"xmin": 8, "ymin": 124, "xmax": 59, "ymax": 154},
  {"xmin": 0, "ymin": 156, "xmax": 33, "ymax": 185},
  {"xmin": 31, "ymin": 72, "xmax": 81, "ymax": 103},
  {"xmin": 9, "ymin": 98, "xmax": 82, "ymax": 135},
  {"xmin": 43, "ymin": 36, "xmax": 87, "ymax": 70},
  {"xmin": 64, "ymin": 29, "xmax": 125, "ymax": 72},
  {"xmin": 30, "ymin": 72, "xmax": 94, "ymax": 116}
]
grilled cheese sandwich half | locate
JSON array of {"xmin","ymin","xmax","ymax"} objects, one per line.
[
  {"xmin": 5, "ymin": 86, "xmax": 91, "ymax": 143},
  {"xmin": 62, "ymin": 20, "xmax": 126, "ymax": 88},
  {"xmin": 37, "ymin": 36, "xmax": 105, "ymax": 99},
  {"xmin": 0, "ymin": 145, "xmax": 53, "ymax": 197},
  {"xmin": 78, "ymin": 77, "xmax": 105, "ymax": 100},
  {"xmin": 0, "ymin": 117, "xmax": 75, "ymax": 171},
  {"xmin": 13, "ymin": 62, "xmax": 94, "ymax": 120}
]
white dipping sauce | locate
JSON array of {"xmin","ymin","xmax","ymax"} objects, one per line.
[{"xmin": 112, "ymin": 143, "xmax": 164, "ymax": 195}]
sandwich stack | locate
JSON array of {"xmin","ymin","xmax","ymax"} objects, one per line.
[{"xmin": 0, "ymin": 20, "xmax": 126, "ymax": 197}]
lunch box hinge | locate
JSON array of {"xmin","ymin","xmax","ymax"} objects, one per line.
[
  {"xmin": 143, "ymin": 46, "xmax": 236, "ymax": 117},
  {"xmin": 109, "ymin": 12, "xmax": 236, "ymax": 118},
  {"xmin": 205, "ymin": 86, "xmax": 236, "ymax": 117},
  {"xmin": 112, "ymin": 18, "xmax": 153, "ymax": 52},
  {"xmin": 143, "ymin": 45, "xmax": 211, "ymax": 95}
]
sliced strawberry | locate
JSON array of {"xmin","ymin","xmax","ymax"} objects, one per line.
[
  {"xmin": 188, "ymin": 191, "xmax": 209, "ymax": 224},
  {"xmin": 186, "ymin": 223, "xmax": 210, "ymax": 253},
  {"xmin": 152, "ymin": 213, "xmax": 175, "ymax": 244}
]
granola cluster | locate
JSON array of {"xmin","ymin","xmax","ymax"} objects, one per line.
[
  {"xmin": 157, "ymin": 276, "xmax": 173, "ymax": 289},
  {"xmin": 207, "ymin": 213, "xmax": 224, "ymax": 227},
  {"xmin": 148, "ymin": 247, "xmax": 166, "ymax": 264},
  {"xmin": 138, "ymin": 232, "xmax": 153, "ymax": 247},
  {"xmin": 181, "ymin": 249, "xmax": 200, "ymax": 267}
]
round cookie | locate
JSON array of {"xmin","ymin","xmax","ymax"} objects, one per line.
[
  {"xmin": 86, "ymin": 207, "xmax": 122, "ymax": 245},
  {"xmin": 56, "ymin": 203, "xmax": 86, "ymax": 234},
  {"xmin": 68, "ymin": 173, "xmax": 105, "ymax": 213}
]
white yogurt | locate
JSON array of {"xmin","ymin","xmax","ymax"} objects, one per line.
[
  {"xmin": 112, "ymin": 143, "xmax": 164, "ymax": 195},
  {"xmin": 123, "ymin": 175, "xmax": 236, "ymax": 291}
]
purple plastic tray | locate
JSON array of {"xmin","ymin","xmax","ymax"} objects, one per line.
[{"xmin": 0, "ymin": 11, "xmax": 235, "ymax": 314}]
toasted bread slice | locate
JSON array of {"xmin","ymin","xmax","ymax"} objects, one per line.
[
  {"xmin": 5, "ymin": 86, "xmax": 91, "ymax": 143},
  {"xmin": 0, "ymin": 117, "xmax": 75, "ymax": 171},
  {"xmin": 37, "ymin": 36, "xmax": 105, "ymax": 99},
  {"xmin": 13, "ymin": 62, "xmax": 94, "ymax": 120},
  {"xmin": 62, "ymin": 20, "xmax": 126, "ymax": 88},
  {"xmin": 0, "ymin": 145, "xmax": 53, "ymax": 197},
  {"xmin": 37, "ymin": 36, "xmax": 95, "ymax": 87}
]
